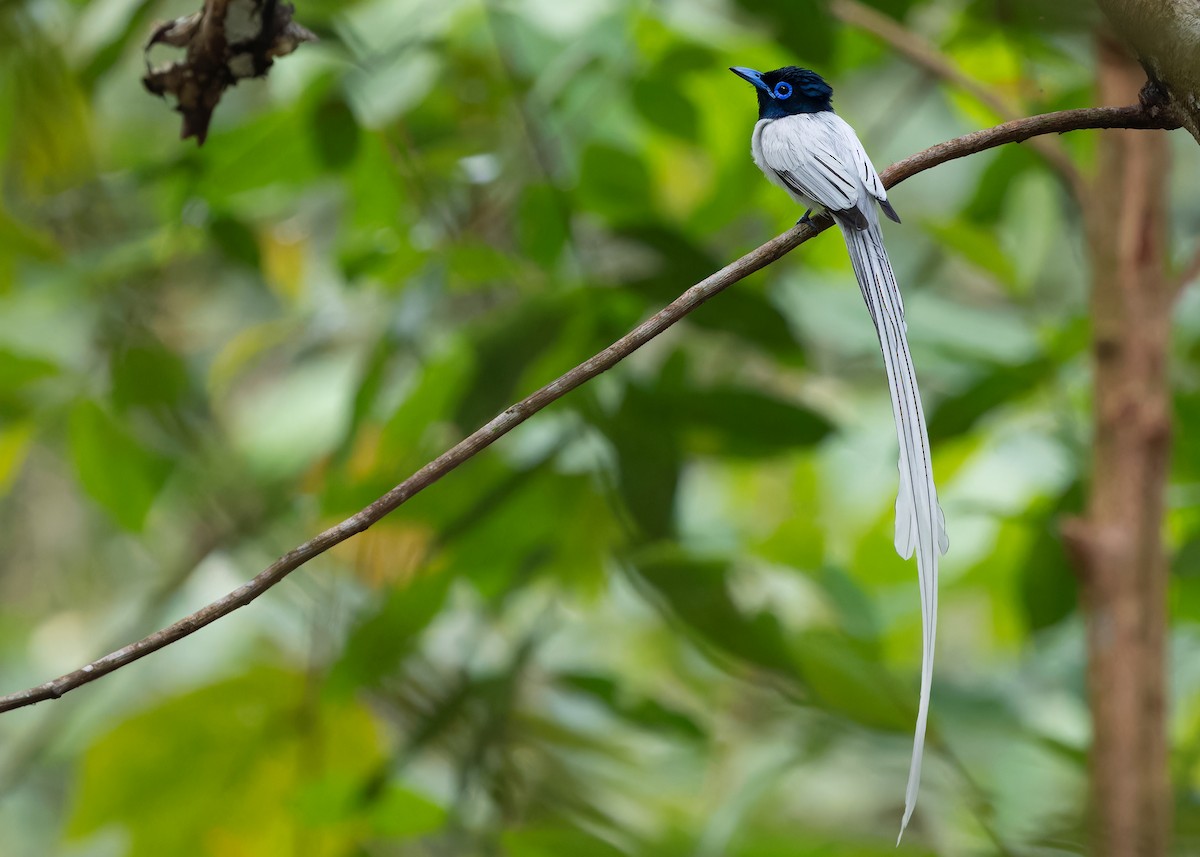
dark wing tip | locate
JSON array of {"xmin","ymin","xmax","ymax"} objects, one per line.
[
  {"xmin": 835, "ymin": 206, "xmax": 869, "ymax": 230},
  {"xmin": 880, "ymin": 199, "xmax": 901, "ymax": 223}
]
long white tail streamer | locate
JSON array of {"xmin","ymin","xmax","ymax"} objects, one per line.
[{"xmin": 835, "ymin": 205, "xmax": 949, "ymax": 842}]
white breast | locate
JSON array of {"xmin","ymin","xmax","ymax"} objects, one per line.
[{"xmin": 750, "ymin": 118, "xmax": 819, "ymax": 209}]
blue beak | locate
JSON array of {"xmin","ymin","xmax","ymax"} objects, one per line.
[{"xmin": 730, "ymin": 66, "xmax": 770, "ymax": 94}]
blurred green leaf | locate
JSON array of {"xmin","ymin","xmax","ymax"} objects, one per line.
[
  {"xmin": 78, "ymin": 0, "xmax": 159, "ymax": 90},
  {"xmin": 209, "ymin": 213, "xmax": 261, "ymax": 269},
  {"xmin": 69, "ymin": 668, "xmax": 382, "ymax": 856},
  {"xmin": 927, "ymin": 357, "xmax": 1052, "ymax": 442},
  {"xmin": 327, "ymin": 571, "xmax": 452, "ymax": 695},
  {"xmin": 442, "ymin": 242, "xmax": 511, "ymax": 289},
  {"xmin": 924, "ymin": 219, "xmax": 1018, "ymax": 288},
  {"xmin": 68, "ymin": 400, "xmax": 171, "ymax": 531},
  {"xmin": 732, "ymin": 0, "xmax": 835, "ymax": 65},
  {"xmin": 791, "ymin": 630, "xmax": 912, "ymax": 731},
  {"xmin": 619, "ymin": 224, "xmax": 805, "ymax": 362},
  {"xmin": 1174, "ymin": 391, "xmax": 1200, "ymax": 482},
  {"xmin": 962, "ymin": 145, "xmax": 1039, "ymax": 224},
  {"xmin": 632, "ymin": 550, "xmax": 801, "ymax": 679},
  {"xmin": 369, "ymin": 785, "xmax": 447, "ymax": 838},
  {"xmin": 312, "ymin": 94, "xmax": 362, "ymax": 169},
  {"xmin": 961, "ymin": 0, "xmax": 1094, "ymax": 33},
  {"xmin": 603, "ymin": 383, "xmax": 683, "ymax": 540},
  {"xmin": 501, "ymin": 826, "xmax": 627, "ymax": 857},
  {"xmin": 0, "ymin": 202, "xmax": 59, "ymax": 270},
  {"xmin": 435, "ymin": 464, "xmax": 617, "ymax": 598},
  {"xmin": 558, "ymin": 672, "xmax": 705, "ymax": 740},
  {"xmin": 669, "ymin": 384, "xmax": 833, "ymax": 456},
  {"xmin": 455, "ymin": 292, "xmax": 576, "ymax": 429},
  {"xmin": 518, "ymin": 182, "xmax": 570, "ymax": 267},
  {"xmin": 0, "ymin": 420, "xmax": 35, "ymax": 496},
  {"xmin": 1018, "ymin": 485, "xmax": 1081, "ymax": 632},
  {"xmin": 577, "ymin": 144, "xmax": 654, "ymax": 223},
  {"xmin": 815, "ymin": 565, "xmax": 883, "ymax": 643},
  {"xmin": 111, "ymin": 340, "xmax": 190, "ymax": 411},
  {"xmin": 0, "ymin": 348, "xmax": 57, "ymax": 390},
  {"xmin": 377, "ymin": 343, "xmax": 474, "ymax": 474},
  {"xmin": 632, "ymin": 75, "xmax": 699, "ymax": 141}
]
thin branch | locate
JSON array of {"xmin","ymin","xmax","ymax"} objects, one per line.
[
  {"xmin": 0, "ymin": 104, "xmax": 1180, "ymax": 715},
  {"xmin": 0, "ymin": 521, "xmax": 229, "ymax": 791},
  {"xmin": 829, "ymin": 0, "xmax": 1087, "ymax": 199},
  {"xmin": 831, "ymin": 0, "xmax": 1012, "ymax": 116}
]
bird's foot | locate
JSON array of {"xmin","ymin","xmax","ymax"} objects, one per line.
[
  {"xmin": 1139, "ymin": 76, "xmax": 1170, "ymax": 112},
  {"xmin": 796, "ymin": 209, "xmax": 814, "ymax": 227}
]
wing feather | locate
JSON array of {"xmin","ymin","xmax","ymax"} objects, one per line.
[{"xmin": 757, "ymin": 113, "xmax": 898, "ymax": 225}]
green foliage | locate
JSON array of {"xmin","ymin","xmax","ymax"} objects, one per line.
[
  {"xmin": 68, "ymin": 400, "xmax": 172, "ymax": 531},
  {"xmin": 327, "ymin": 570, "xmax": 453, "ymax": 695},
  {"xmin": 633, "ymin": 550, "xmax": 802, "ymax": 677},
  {"xmin": 68, "ymin": 668, "xmax": 384, "ymax": 856},
  {"xmin": 2, "ymin": 2, "xmax": 1199, "ymax": 857}
]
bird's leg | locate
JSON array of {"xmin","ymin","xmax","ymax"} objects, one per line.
[{"xmin": 796, "ymin": 208, "xmax": 814, "ymax": 226}]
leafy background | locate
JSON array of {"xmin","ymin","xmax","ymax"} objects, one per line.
[{"xmin": 1, "ymin": 0, "xmax": 1199, "ymax": 855}]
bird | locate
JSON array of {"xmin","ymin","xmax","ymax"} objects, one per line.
[{"xmin": 730, "ymin": 65, "xmax": 949, "ymax": 841}]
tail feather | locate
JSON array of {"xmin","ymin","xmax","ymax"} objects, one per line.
[{"xmin": 834, "ymin": 210, "xmax": 948, "ymax": 843}]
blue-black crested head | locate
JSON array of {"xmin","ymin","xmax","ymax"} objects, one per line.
[{"xmin": 729, "ymin": 66, "xmax": 834, "ymax": 119}]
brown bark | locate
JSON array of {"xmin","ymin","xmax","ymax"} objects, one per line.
[{"xmin": 1072, "ymin": 35, "xmax": 1173, "ymax": 857}]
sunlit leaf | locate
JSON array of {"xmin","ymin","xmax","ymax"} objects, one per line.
[
  {"xmin": 369, "ymin": 785, "xmax": 447, "ymax": 839},
  {"xmin": 501, "ymin": 825, "xmax": 628, "ymax": 857},
  {"xmin": 0, "ymin": 419, "xmax": 35, "ymax": 496},
  {"xmin": 0, "ymin": 348, "xmax": 57, "ymax": 390},
  {"xmin": 68, "ymin": 668, "xmax": 382, "ymax": 856}
]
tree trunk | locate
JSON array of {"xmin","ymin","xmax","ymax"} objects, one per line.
[{"xmin": 1070, "ymin": 34, "xmax": 1173, "ymax": 857}]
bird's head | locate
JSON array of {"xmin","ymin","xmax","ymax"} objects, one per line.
[{"xmin": 729, "ymin": 66, "xmax": 833, "ymax": 119}]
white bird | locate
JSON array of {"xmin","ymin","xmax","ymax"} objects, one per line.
[{"xmin": 731, "ymin": 64, "xmax": 949, "ymax": 842}]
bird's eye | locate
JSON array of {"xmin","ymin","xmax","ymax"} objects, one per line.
[{"xmin": 773, "ymin": 81, "xmax": 793, "ymax": 99}]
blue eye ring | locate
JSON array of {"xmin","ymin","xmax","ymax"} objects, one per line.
[{"xmin": 772, "ymin": 81, "xmax": 793, "ymax": 99}]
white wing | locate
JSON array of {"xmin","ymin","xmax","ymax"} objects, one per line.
[
  {"xmin": 754, "ymin": 111, "xmax": 948, "ymax": 841},
  {"xmin": 754, "ymin": 113, "xmax": 898, "ymax": 227}
]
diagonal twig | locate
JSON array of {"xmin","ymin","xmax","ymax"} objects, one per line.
[
  {"xmin": 829, "ymin": 0, "xmax": 1088, "ymax": 201},
  {"xmin": 0, "ymin": 104, "xmax": 1180, "ymax": 715}
]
